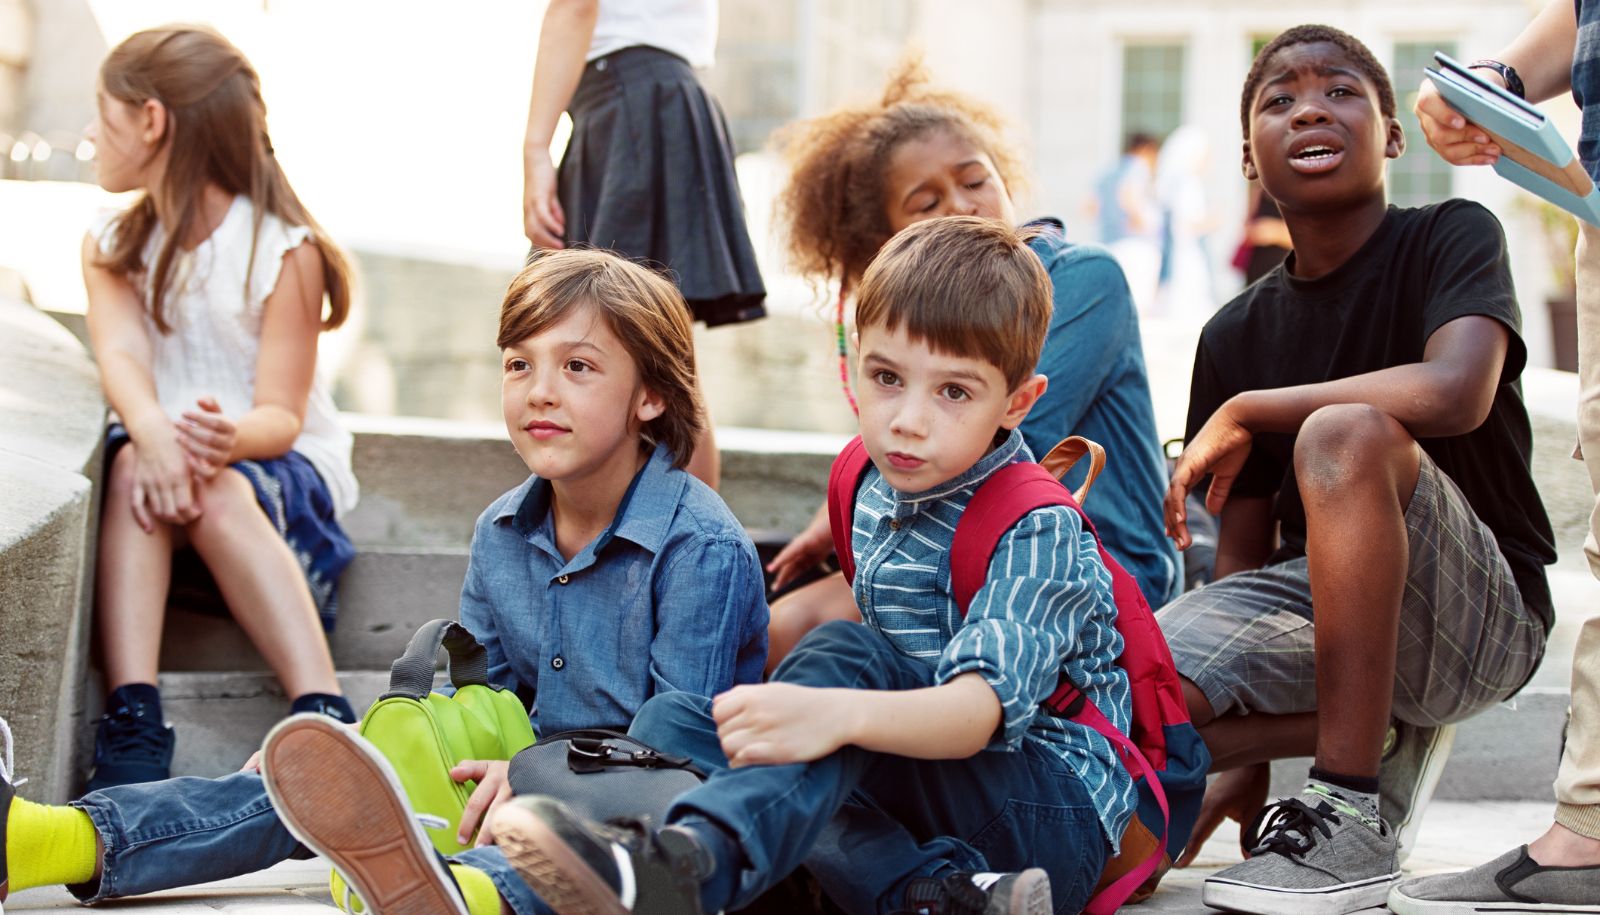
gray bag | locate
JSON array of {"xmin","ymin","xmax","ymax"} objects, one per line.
[{"xmin": 506, "ymin": 728, "xmax": 704, "ymax": 822}]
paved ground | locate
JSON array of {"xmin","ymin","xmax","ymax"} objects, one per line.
[{"xmin": 2, "ymin": 800, "xmax": 1554, "ymax": 913}]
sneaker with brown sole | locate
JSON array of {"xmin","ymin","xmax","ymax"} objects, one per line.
[{"xmin": 260, "ymin": 714, "xmax": 468, "ymax": 915}]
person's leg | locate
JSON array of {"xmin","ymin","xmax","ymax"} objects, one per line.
[
  {"xmin": 97, "ymin": 444, "xmax": 179, "ymax": 690},
  {"xmin": 764, "ymin": 573, "xmax": 859, "ymax": 676},
  {"xmin": 89, "ymin": 444, "xmax": 181, "ymax": 790},
  {"xmin": 1294, "ymin": 403, "xmax": 1421, "ymax": 781},
  {"xmin": 4, "ymin": 770, "xmax": 312, "ymax": 902},
  {"xmin": 186, "ymin": 467, "xmax": 340, "ymax": 698}
]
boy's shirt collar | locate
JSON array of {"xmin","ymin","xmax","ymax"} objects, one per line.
[
  {"xmin": 882, "ymin": 428, "xmax": 1028, "ymax": 521},
  {"xmin": 495, "ymin": 442, "xmax": 680, "ymax": 565}
]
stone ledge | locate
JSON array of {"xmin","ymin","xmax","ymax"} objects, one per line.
[{"xmin": 0, "ymin": 294, "xmax": 104, "ymax": 802}]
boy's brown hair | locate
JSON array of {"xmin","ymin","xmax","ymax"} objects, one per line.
[
  {"xmin": 498, "ymin": 250, "xmax": 705, "ymax": 468},
  {"xmin": 855, "ymin": 216, "xmax": 1051, "ymax": 390}
]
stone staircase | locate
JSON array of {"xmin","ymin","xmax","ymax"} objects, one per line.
[{"xmin": 81, "ymin": 368, "xmax": 1600, "ymax": 805}]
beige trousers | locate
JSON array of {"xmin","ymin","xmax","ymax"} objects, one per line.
[{"xmin": 1558, "ymin": 224, "xmax": 1600, "ymax": 838}]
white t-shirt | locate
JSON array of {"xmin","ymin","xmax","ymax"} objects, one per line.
[
  {"xmin": 91, "ymin": 196, "xmax": 359, "ymax": 517},
  {"xmin": 588, "ymin": 0, "xmax": 717, "ymax": 69}
]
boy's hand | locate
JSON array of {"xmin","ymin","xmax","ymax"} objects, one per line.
[
  {"xmin": 1166, "ymin": 402, "xmax": 1253, "ymax": 550},
  {"xmin": 177, "ymin": 396, "xmax": 238, "ymax": 480},
  {"xmin": 1413, "ymin": 79, "xmax": 1503, "ymax": 167},
  {"xmin": 1174, "ymin": 763, "xmax": 1270, "ymax": 867},
  {"xmin": 452, "ymin": 759, "xmax": 513, "ymax": 846},
  {"xmin": 713, "ymin": 683, "xmax": 854, "ymax": 767}
]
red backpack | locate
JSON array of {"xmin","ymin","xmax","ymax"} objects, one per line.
[{"xmin": 827, "ymin": 435, "xmax": 1209, "ymax": 914}]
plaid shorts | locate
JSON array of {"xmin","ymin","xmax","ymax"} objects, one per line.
[{"xmin": 1156, "ymin": 453, "xmax": 1546, "ymax": 727}]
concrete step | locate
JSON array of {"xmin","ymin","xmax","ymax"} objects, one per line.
[
  {"xmin": 161, "ymin": 547, "xmax": 469, "ymax": 673},
  {"xmin": 148, "ymin": 670, "xmax": 445, "ymax": 780}
]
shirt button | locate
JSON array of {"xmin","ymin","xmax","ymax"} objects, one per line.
[
  {"xmin": 551, "ymin": 655, "xmax": 565, "ymax": 670},
  {"xmin": 890, "ymin": 519, "xmax": 901, "ymax": 530},
  {"xmin": 557, "ymin": 574, "xmax": 570, "ymax": 585}
]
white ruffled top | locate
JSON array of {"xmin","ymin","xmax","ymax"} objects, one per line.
[{"xmin": 91, "ymin": 195, "xmax": 358, "ymax": 516}]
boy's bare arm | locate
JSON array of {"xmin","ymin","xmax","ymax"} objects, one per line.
[
  {"xmin": 1167, "ymin": 316, "xmax": 1507, "ymax": 546},
  {"xmin": 1233, "ymin": 316, "xmax": 1509, "ymax": 438},
  {"xmin": 712, "ymin": 673, "xmax": 1002, "ymax": 767}
]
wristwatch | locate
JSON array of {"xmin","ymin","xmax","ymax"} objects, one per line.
[{"xmin": 1468, "ymin": 59, "xmax": 1526, "ymax": 100}]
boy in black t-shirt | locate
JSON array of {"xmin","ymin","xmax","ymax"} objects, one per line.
[{"xmin": 1157, "ymin": 25, "xmax": 1555, "ymax": 915}]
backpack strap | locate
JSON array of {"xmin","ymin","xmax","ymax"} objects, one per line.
[
  {"xmin": 826, "ymin": 436, "xmax": 874, "ymax": 585},
  {"xmin": 949, "ymin": 461, "xmax": 1075, "ymax": 614},
  {"xmin": 953, "ymin": 460, "xmax": 1172, "ymax": 915}
]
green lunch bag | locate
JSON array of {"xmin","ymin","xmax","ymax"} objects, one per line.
[{"xmin": 358, "ymin": 618, "xmax": 536, "ymax": 855}]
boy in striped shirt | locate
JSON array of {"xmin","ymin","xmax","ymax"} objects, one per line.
[{"xmin": 491, "ymin": 216, "xmax": 1136, "ymax": 915}]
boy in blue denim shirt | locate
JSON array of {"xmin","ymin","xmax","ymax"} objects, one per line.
[
  {"xmin": 0, "ymin": 250, "xmax": 768, "ymax": 915},
  {"xmin": 494, "ymin": 216, "xmax": 1136, "ymax": 915}
]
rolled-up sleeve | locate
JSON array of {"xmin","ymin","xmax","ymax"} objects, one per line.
[
  {"xmin": 935, "ymin": 505, "xmax": 1106, "ymax": 749},
  {"xmin": 649, "ymin": 536, "xmax": 770, "ymax": 697}
]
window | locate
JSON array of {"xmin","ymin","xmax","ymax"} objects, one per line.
[
  {"xmin": 1121, "ymin": 42, "xmax": 1187, "ymax": 143},
  {"xmin": 1392, "ymin": 40, "xmax": 1458, "ymax": 207}
]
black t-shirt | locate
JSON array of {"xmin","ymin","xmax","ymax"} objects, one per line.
[{"xmin": 1185, "ymin": 200, "xmax": 1556, "ymax": 628}]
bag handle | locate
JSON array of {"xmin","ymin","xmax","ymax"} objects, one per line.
[
  {"xmin": 384, "ymin": 619, "xmax": 491, "ymax": 700},
  {"xmin": 1039, "ymin": 435, "xmax": 1106, "ymax": 505}
]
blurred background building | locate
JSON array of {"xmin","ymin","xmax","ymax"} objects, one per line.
[{"xmin": 0, "ymin": 0, "xmax": 1575, "ymax": 436}]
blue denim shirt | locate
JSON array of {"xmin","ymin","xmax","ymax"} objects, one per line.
[
  {"xmin": 458, "ymin": 443, "xmax": 769, "ymax": 736},
  {"xmin": 1022, "ymin": 219, "xmax": 1181, "ymax": 606},
  {"xmin": 849, "ymin": 429, "xmax": 1136, "ymax": 845}
]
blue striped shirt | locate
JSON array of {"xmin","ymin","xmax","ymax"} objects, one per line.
[{"xmin": 850, "ymin": 429, "xmax": 1136, "ymax": 844}]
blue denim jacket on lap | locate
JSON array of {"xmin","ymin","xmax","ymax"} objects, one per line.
[{"xmin": 458, "ymin": 442, "xmax": 770, "ymax": 736}]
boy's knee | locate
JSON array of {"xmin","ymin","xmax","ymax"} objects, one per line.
[
  {"xmin": 631, "ymin": 691, "xmax": 714, "ymax": 746},
  {"xmin": 1294, "ymin": 403, "xmax": 1412, "ymax": 495},
  {"xmin": 771, "ymin": 619, "xmax": 886, "ymax": 684}
]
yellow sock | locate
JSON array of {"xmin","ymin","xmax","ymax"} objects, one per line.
[
  {"xmin": 7, "ymin": 797, "xmax": 98, "ymax": 890},
  {"xmin": 449, "ymin": 864, "xmax": 501, "ymax": 915}
]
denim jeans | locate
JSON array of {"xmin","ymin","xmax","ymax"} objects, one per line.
[
  {"xmin": 629, "ymin": 621, "xmax": 1110, "ymax": 915},
  {"xmin": 69, "ymin": 770, "xmax": 548, "ymax": 913}
]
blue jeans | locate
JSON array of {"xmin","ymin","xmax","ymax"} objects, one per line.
[
  {"xmin": 69, "ymin": 771, "xmax": 548, "ymax": 913},
  {"xmin": 629, "ymin": 621, "xmax": 1110, "ymax": 915}
]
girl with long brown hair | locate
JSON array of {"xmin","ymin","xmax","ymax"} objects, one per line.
[{"xmin": 80, "ymin": 25, "xmax": 359, "ymax": 790}]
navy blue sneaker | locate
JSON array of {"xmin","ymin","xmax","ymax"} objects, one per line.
[{"xmin": 85, "ymin": 691, "xmax": 174, "ymax": 792}]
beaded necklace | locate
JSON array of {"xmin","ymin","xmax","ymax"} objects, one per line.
[{"xmin": 834, "ymin": 283, "xmax": 858, "ymax": 415}]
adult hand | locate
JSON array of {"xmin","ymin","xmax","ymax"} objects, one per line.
[
  {"xmin": 177, "ymin": 396, "xmax": 238, "ymax": 480},
  {"xmin": 523, "ymin": 153, "xmax": 566, "ymax": 250},
  {"xmin": 1165, "ymin": 401, "xmax": 1254, "ymax": 549},
  {"xmin": 452, "ymin": 759, "xmax": 513, "ymax": 847},
  {"xmin": 766, "ymin": 510, "xmax": 834, "ymax": 591},
  {"xmin": 129, "ymin": 432, "xmax": 201, "ymax": 531},
  {"xmin": 1413, "ymin": 79, "xmax": 1502, "ymax": 167},
  {"xmin": 714, "ymin": 683, "xmax": 851, "ymax": 768},
  {"xmin": 1174, "ymin": 762, "xmax": 1270, "ymax": 867}
]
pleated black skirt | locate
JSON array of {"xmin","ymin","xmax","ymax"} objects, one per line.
[{"xmin": 559, "ymin": 45, "xmax": 767, "ymax": 327}]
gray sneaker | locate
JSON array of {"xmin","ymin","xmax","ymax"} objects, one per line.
[
  {"xmin": 1379, "ymin": 720, "xmax": 1456, "ymax": 865},
  {"xmin": 1387, "ymin": 846, "xmax": 1600, "ymax": 913},
  {"xmin": 1202, "ymin": 786, "xmax": 1400, "ymax": 915}
]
